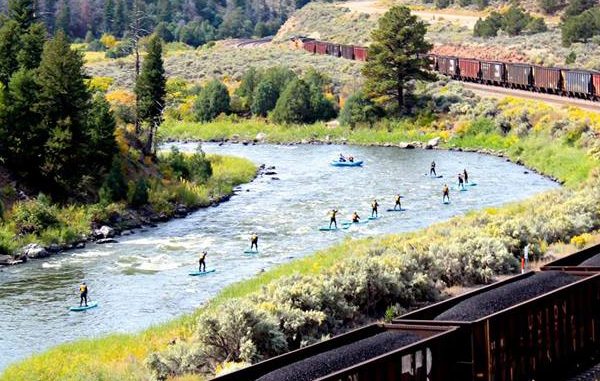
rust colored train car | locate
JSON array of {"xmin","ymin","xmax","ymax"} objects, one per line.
[
  {"xmin": 593, "ymin": 73, "xmax": 600, "ymax": 99},
  {"xmin": 303, "ymin": 40, "xmax": 316, "ymax": 54},
  {"xmin": 354, "ymin": 46, "xmax": 368, "ymax": 61},
  {"xmin": 436, "ymin": 56, "xmax": 458, "ymax": 77},
  {"xmin": 327, "ymin": 43, "xmax": 341, "ymax": 57},
  {"xmin": 458, "ymin": 58, "xmax": 480, "ymax": 81},
  {"xmin": 340, "ymin": 45, "xmax": 354, "ymax": 60},
  {"xmin": 542, "ymin": 242, "xmax": 600, "ymax": 272},
  {"xmin": 480, "ymin": 61, "xmax": 504, "ymax": 85},
  {"xmin": 212, "ymin": 324, "xmax": 460, "ymax": 381},
  {"xmin": 395, "ymin": 271, "xmax": 600, "ymax": 381},
  {"xmin": 315, "ymin": 41, "xmax": 328, "ymax": 55},
  {"xmin": 563, "ymin": 70, "xmax": 593, "ymax": 97},
  {"xmin": 533, "ymin": 66, "xmax": 562, "ymax": 94},
  {"xmin": 505, "ymin": 63, "xmax": 533, "ymax": 89}
]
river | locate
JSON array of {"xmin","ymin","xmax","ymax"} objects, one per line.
[{"xmin": 0, "ymin": 143, "xmax": 559, "ymax": 370}]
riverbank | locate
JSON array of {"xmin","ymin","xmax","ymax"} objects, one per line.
[
  {"xmin": 3, "ymin": 94, "xmax": 600, "ymax": 380},
  {"xmin": 0, "ymin": 154, "xmax": 257, "ymax": 268}
]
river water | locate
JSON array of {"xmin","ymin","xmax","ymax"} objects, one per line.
[{"xmin": 0, "ymin": 143, "xmax": 558, "ymax": 370}]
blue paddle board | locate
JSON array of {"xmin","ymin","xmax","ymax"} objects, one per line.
[
  {"xmin": 368, "ymin": 216, "xmax": 380, "ymax": 220},
  {"xmin": 319, "ymin": 226, "xmax": 338, "ymax": 231},
  {"xmin": 386, "ymin": 208, "xmax": 406, "ymax": 212},
  {"xmin": 189, "ymin": 269, "xmax": 216, "ymax": 276},
  {"xmin": 69, "ymin": 302, "xmax": 98, "ymax": 312},
  {"xmin": 443, "ymin": 201, "xmax": 450, "ymax": 205},
  {"xmin": 244, "ymin": 250, "xmax": 259, "ymax": 254},
  {"xmin": 468, "ymin": 183, "xmax": 477, "ymax": 186}
]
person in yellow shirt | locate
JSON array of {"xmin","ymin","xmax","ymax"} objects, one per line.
[
  {"xmin": 198, "ymin": 251, "xmax": 207, "ymax": 272},
  {"xmin": 371, "ymin": 199, "xmax": 379, "ymax": 217},
  {"xmin": 329, "ymin": 209, "xmax": 339, "ymax": 229},
  {"xmin": 79, "ymin": 282, "xmax": 88, "ymax": 307},
  {"xmin": 442, "ymin": 184, "xmax": 450, "ymax": 203},
  {"xmin": 250, "ymin": 233, "xmax": 258, "ymax": 252},
  {"xmin": 393, "ymin": 194, "xmax": 402, "ymax": 210}
]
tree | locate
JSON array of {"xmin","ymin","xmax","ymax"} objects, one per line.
[
  {"xmin": 236, "ymin": 66, "xmax": 259, "ymax": 107},
  {"xmin": 474, "ymin": 0, "xmax": 488, "ymax": 10},
  {"xmin": 251, "ymin": 79, "xmax": 278, "ymax": 116},
  {"xmin": 55, "ymin": 0, "xmax": 72, "ymax": 37},
  {"xmin": 0, "ymin": 20, "xmax": 22, "ymax": 85},
  {"xmin": 434, "ymin": 0, "xmax": 450, "ymax": 9},
  {"xmin": 473, "ymin": 18, "xmax": 499, "ymax": 37},
  {"xmin": 339, "ymin": 92, "xmax": 384, "ymax": 128},
  {"xmin": 501, "ymin": 6, "xmax": 531, "ymax": 36},
  {"xmin": 154, "ymin": 22, "xmax": 174, "ymax": 42},
  {"xmin": 194, "ymin": 79, "xmax": 231, "ymax": 121},
  {"xmin": 527, "ymin": 17, "xmax": 548, "ymax": 33},
  {"xmin": 134, "ymin": 34, "xmax": 166, "ymax": 155},
  {"xmin": 99, "ymin": 156, "xmax": 127, "ymax": 202},
  {"xmin": 362, "ymin": 6, "xmax": 433, "ymax": 115},
  {"xmin": 103, "ymin": 0, "xmax": 115, "ymax": 33},
  {"xmin": 563, "ymin": 0, "xmax": 596, "ymax": 19},
  {"xmin": 565, "ymin": 51, "xmax": 577, "ymax": 64},
  {"xmin": 86, "ymin": 94, "xmax": 117, "ymax": 169},
  {"xmin": 537, "ymin": 0, "xmax": 563, "ymax": 14},
  {"xmin": 113, "ymin": 0, "xmax": 128, "ymax": 37},
  {"xmin": 561, "ymin": 10, "xmax": 596, "ymax": 45},
  {"xmin": 18, "ymin": 22, "xmax": 47, "ymax": 70},
  {"xmin": 271, "ymin": 79, "xmax": 312, "ymax": 124},
  {"xmin": 8, "ymin": 0, "xmax": 36, "ymax": 30}
]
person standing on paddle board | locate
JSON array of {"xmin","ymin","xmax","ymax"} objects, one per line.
[
  {"xmin": 329, "ymin": 209, "xmax": 339, "ymax": 229},
  {"xmin": 79, "ymin": 282, "xmax": 88, "ymax": 307},
  {"xmin": 458, "ymin": 173, "xmax": 465, "ymax": 190},
  {"xmin": 393, "ymin": 194, "xmax": 402, "ymax": 210},
  {"xmin": 250, "ymin": 233, "xmax": 258, "ymax": 251},
  {"xmin": 351, "ymin": 212, "xmax": 360, "ymax": 223},
  {"xmin": 198, "ymin": 251, "xmax": 207, "ymax": 272},
  {"xmin": 442, "ymin": 184, "xmax": 450, "ymax": 203},
  {"xmin": 371, "ymin": 199, "xmax": 379, "ymax": 217},
  {"xmin": 463, "ymin": 169, "xmax": 469, "ymax": 184},
  {"xmin": 430, "ymin": 161, "xmax": 437, "ymax": 176}
]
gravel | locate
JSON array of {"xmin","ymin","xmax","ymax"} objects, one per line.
[
  {"xmin": 580, "ymin": 253, "xmax": 600, "ymax": 267},
  {"xmin": 435, "ymin": 271, "xmax": 579, "ymax": 322},
  {"xmin": 256, "ymin": 331, "xmax": 421, "ymax": 381}
]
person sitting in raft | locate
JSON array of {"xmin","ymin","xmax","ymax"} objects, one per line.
[
  {"xmin": 443, "ymin": 184, "xmax": 450, "ymax": 203},
  {"xmin": 351, "ymin": 212, "xmax": 360, "ymax": 223},
  {"xmin": 250, "ymin": 233, "xmax": 258, "ymax": 252},
  {"xmin": 458, "ymin": 173, "xmax": 465, "ymax": 190},
  {"xmin": 79, "ymin": 282, "xmax": 88, "ymax": 307},
  {"xmin": 348, "ymin": 156, "xmax": 354, "ymax": 162},
  {"xmin": 339, "ymin": 153, "xmax": 346, "ymax": 162},
  {"xmin": 463, "ymin": 169, "xmax": 469, "ymax": 184},
  {"xmin": 394, "ymin": 194, "xmax": 402, "ymax": 210},
  {"xmin": 371, "ymin": 199, "xmax": 379, "ymax": 217},
  {"xmin": 198, "ymin": 251, "xmax": 207, "ymax": 272},
  {"xmin": 430, "ymin": 161, "xmax": 437, "ymax": 176},
  {"xmin": 329, "ymin": 209, "xmax": 339, "ymax": 229}
]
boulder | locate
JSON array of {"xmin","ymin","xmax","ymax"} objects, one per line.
[
  {"xmin": 0, "ymin": 255, "xmax": 14, "ymax": 265},
  {"xmin": 264, "ymin": 171, "xmax": 277, "ymax": 175},
  {"xmin": 256, "ymin": 132, "xmax": 267, "ymax": 142},
  {"xmin": 47, "ymin": 244, "xmax": 62, "ymax": 253},
  {"xmin": 20, "ymin": 243, "xmax": 49, "ymax": 259},
  {"xmin": 74, "ymin": 242, "xmax": 86, "ymax": 249},
  {"xmin": 426, "ymin": 137, "xmax": 441, "ymax": 149},
  {"xmin": 399, "ymin": 142, "xmax": 415, "ymax": 149},
  {"xmin": 96, "ymin": 238, "xmax": 118, "ymax": 244},
  {"xmin": 94, "ymin": 225, "xmax": 115, "ymax": 239}
]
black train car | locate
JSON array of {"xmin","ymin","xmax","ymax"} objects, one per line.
[
  {"xmin": 340, "ymin": 45, "xmax": 354, "ymax": 60},
  {"xmin": 532, "ymin": 66, "xmax": 562, "ymax": 94},
  {"xmin": 505, "ymin": 63, "xmax": 533, "ymax": 89},
  {"xmin": 480, "ymin": 61, "xmax": 505, "ymax": 85},
  {"xmin": 436, "ymin": 56, "xmax": 458, "ymax": 77},
  {"xmin": 542, "ymin": 242, "xmax": 600, "ymax": 272}
]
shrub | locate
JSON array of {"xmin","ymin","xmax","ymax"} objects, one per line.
[
  {"xmin": 100, "ymin": 33, "xmax": 118, "ymax": 49},
  {"xmin": 99, "ymin": 157, "xmax": 128, "ymax": 203},
  {"xmin": 128, "ymin": 179, "xmax": 149, "ymax": 208},
  {"xmin": 565, "ymin": 51, "xmax": 577, "ymax": 64},
  {"xmin": 527, "ymin": 17, "xmax": 548, "ymax": 34},
  {"xmin": 271, "ymin": 79, "xmax": 312, "ymax": 124},
  {"xmin": 194, "ymin": 79, "xmax": 231, "ymax": 122},
  {"xmin": 538, "ymin": 0, "xmax": 564, "ymax": 14},
  {"xmin": 11, "ymin": 195, "xmax": 60, "ymax": 235},
  {"xmin": 570, "ymin": 233, "xmax": 593, "ymax": 248},
  {"xmin": 339, "ymin": 91, "xmax": 383, "ymax": 128}
]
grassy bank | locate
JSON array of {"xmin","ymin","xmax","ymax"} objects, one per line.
[{"xmin": 0, "ymin": 153, "xmax": 256, "ymax": 260}]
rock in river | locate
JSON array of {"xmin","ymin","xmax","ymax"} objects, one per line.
[
  {"xmin": 94, "ymin": 225, "xmax": 115, "ymax": 239},
  {"xmin": 96, "ymin": 238, "xmax": 118, "ymax": 244},
  {"xmin": 20, "ymin": 243, "xmax": 49, "ymax": 259}
]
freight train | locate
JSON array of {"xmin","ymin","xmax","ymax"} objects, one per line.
[
  {"xmin": 213, "ymin": 243, "xmax": 600, "ymax": 381},
  {"xmin": 299, "ymin": 38, "xmax": 600, "ymax": 100}
]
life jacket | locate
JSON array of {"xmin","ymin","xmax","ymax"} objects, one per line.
[
  {"xmin": 395, "ymin": 196, "xmax": 401, "ymax": 203},
  {"xmin": 80, "ymin": 285, "xmax": 87, "ymax": 293},
  {"xmin": 251, "ymin": 235, "xmax": 257, "ymax": 242}
]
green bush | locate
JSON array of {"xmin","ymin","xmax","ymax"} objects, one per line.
[
  {"xmin": 271, "ymin": 79, "xmax": 312, "ymax": 124},
  {"xmin": 339, "ymin": 91, "xmax": 383, "ymax": 128},
  {"xmin": 193, "ymin": 79, "xmax": 231, "ymax": 122},
  {"xmin": 128, "ymin": 179, "xmax": 149, "ymax": 208},
  {"xmin": 11, "ymin": 194, "xmax": 59, "ymax": 235},
  {"xmin": 99, "ymin": 157, "xmax": 127, "ymax": 203}
]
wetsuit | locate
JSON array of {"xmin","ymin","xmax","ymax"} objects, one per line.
[
  {"xmin": 371, "ymin": 201, "xmax": 379, "ymax": 217},
  {"xmin": 329, "ymin": 210, "xmax": 338, "ymax": 229},
  {"xmin": 458, "ymin": 174, "xmax": 464, "ymax": 189},
  {"xmin": 394, "ymin": 195, "xmax": 402, "ymax": 210},
  {"xmin": 443, "ymin": 186, "xmax": 450, "ymax": 202},
  {"xmin": 351, "ymin": 213, "xmax": 360, "ymax": 223},
  {"xmin": 199, "ymin": 252, "xmax": 207, "ymax": 272},
  {"xmin": 250, "ymin": 235, "xmax": 258, "ymax": 251},
  {"xmin": 430, "ymin": 161, "xmax": 436, "ymax": 176},
  {"xmin": 463, "ymin": 169, "xmax": 468, "ymax": 183},
  {"xmin": 79, "ymin": 284, "xmax": 88, "ymax": 307}
]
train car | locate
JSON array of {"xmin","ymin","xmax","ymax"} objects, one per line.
[
  {"xmin": 327, "ymin": 43, "xmax": 341, "ymax": 57},
  {"xmin": 593, "ymin": 73, "xmax": 600, "ymax": 100},
  {"xmin": 563, "ymin": 70, "xmax": 593, "ymax": 98},
  {"xmin": 212, "ymin": 324, "xmax": 460, "ymax": 381},
  {"xmin": 480, "ymin": 61, "xmax": 505, "ymax": 85},
  {"xmin": 436, "ymin": 56, "xmax": 458, "ymax": 77},
  {"xmin": 354, "ymin": 46, "xmax": 368, "ymax": 61},
  {"xmin": 303, "ymin": 40, "xmax": 316, "ymax": 54},
  {"xmin": 532, "ymin": 66, "xmax": 562, "ymax": 94},
  {"xmin": 457, "ymin": 58, "xmax": 480, "ymax": 81},
  {"xmin": 542, "ymin": 242, "xmax": 600, "ymax": 272},
  {"xmin": 424, "ymin": 54, "xmax": 437, "ymax": 71},
  {"xmin": 395, "ymin": 271, "xmax": 600, "ymax": 381},
  {"xmin": 505, "ymin": 63, "xmax": 533, "ymax": 89},
  {"xmin": 315, "ymin": 41, "xmax": 328, "ymax": 55},
  {"xmin": 340, "ymin": 45, "xmax": 354, "ymax": 60}
]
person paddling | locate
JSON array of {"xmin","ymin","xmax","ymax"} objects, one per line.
[
  {"xmin": 442, "ymin": 184, "xmax": 450, "ymax": 203},
  {"xmin": 458, "ymin": 173, "xmax": 465, "ymax": 190},
  {"xmin": 463, "ymin": 169, "xmax": 469, "ymax": 184},
  {"xmin": 198, "ymin": 251, "xmax": 207, "ymax": 272},
  {"xmin": 351, "ymin": 211, "xmax": 360, "ymax": 223},
  {"xmin": 329, "ymin": 209, "xmax": 339, "ymax": 229},
  {"xmin": 430, "ymin": 161, "xmax": 437, "ymax": 176},
  {"xmin": 250, "ymin": 233, "xmax": 258, "ymax": 252},
  {"xmin": 339, "ymin": 153, "xmax": 346, "ymax": 162},
  {"xmin": 371, "ymin": 199, "xmax": 379, "ymax": 217},
  {"xmin": 79, "ymin": 282, "xmax": 88, "ymax": 307},
  {"xmin": 393, "ymin": 194, "xmax": 402, "ymax": 210}
]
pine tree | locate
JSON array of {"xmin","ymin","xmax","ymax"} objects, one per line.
[
  {"xmin": 194, "ymin": 79, "xmax": 231, "ymax": 121},
  {"xmin": 362, "ymin": 6, "xmax": 432, "ymax": 115},
  {"xmin": 86, "ymin": 94, "xmax": 117, "ymax": 169},
  {"xmin": 113, "ymin": 0, "xmax": 128, "ymax": 37},
  {"xmin": 0, "ymin": 20, "xmax": 22, "ymax": 85},
  {"xmin": 157, "ymin": 0, "xmax": 172, "ymax": 23},
  {"xmin": 55, "ymin": 0, "xmax": 71, "ymax": 37},
  {"xmin": 134, "ymin": 34, "xmax": 166, "ymax": 155},
  {"xmin": 18, "ymin": 23, "xmax": 47, "ymax": 70},
  {"xmin": 251, "ymin": 80, "xmax": 277, "ymax": 116},
  {"xmin": 8, "ymin": 0, "xmax": 36, "ymax": 30},
  {"xmin": 103, "ymin": 0, "xmax": 115, "ymax": 34},
  {"xmin": 271, "ymin": 78, "xmax": 312, "ymax": 124}
]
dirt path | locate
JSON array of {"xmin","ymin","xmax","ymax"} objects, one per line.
[{"xmin": 461, "ymin": 82, "xmax": 600, "ymax": 112}]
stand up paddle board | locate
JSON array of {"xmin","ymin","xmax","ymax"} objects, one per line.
[
  {"xmin": 443, "ymin": 201, "xmax": 450, "ymax": 205},
  {"xmin": 368, "ymin": 216, "xmax": 380, "ymax": 220},
  {"xmin": 244, "ymin": 250, "xmax": 259, "ymax": 254},
  {"xmin": 69, "ymin": 302, "xmax": 98, "ymax": 311},
  {"xmin": 319, "ymin": 226, "xmax": 338, "ymax": 231},
  {"xmin": 189, "ymin": 269, "xmax": 216, "ymax": 276},
  {"xmin": 468, "ymin": 183, "xmax": 477, "ymax": 186},
  {"xmin": 386, "ymin": 208, "xmax": 406, "ymax": 212}
]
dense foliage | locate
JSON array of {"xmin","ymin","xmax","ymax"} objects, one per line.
[
  {"xmin": 473, "ymin": 6, "xmax": 547, "ymax": 38},
  {"xmin": 561, "ymin": 6, "xmax": 600, "ymax": 46},
  {"xmin": 362, "ymin": 6, "xmax": 433, "ymax": 115}
]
